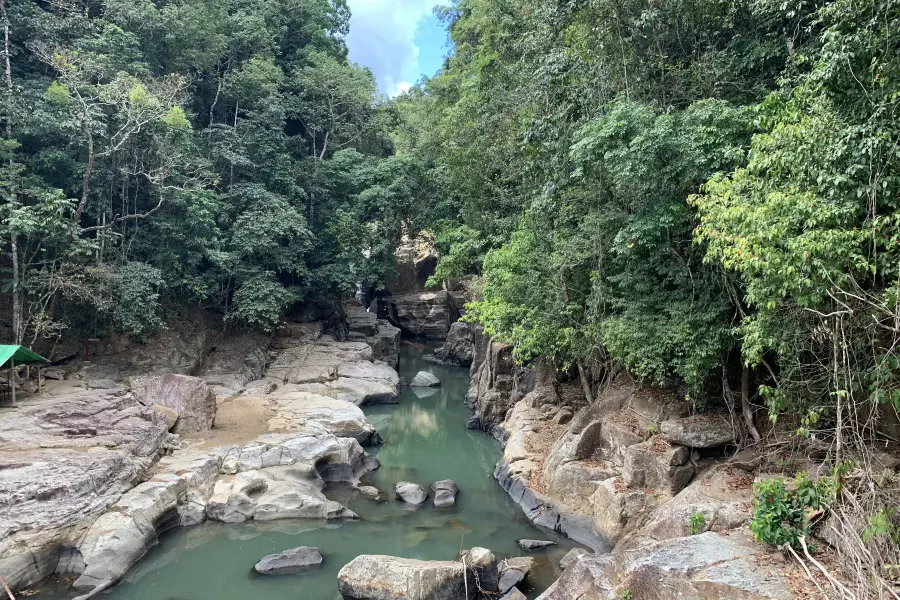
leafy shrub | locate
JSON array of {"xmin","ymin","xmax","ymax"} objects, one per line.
[
  {"xmin": 689, "ymin": 512, "xmax": 707, "ymax": 535},
  {"xmin": 750, "ymin": 472, "xmax": 836, "ymax": 549},
  {"xmin": 115, "ymin": 262, "xmax": 165, "ymax": 339}
]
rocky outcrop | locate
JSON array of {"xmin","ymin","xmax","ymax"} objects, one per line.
[
  {"xmin": 337, "ymin": 549, "xmax": 497, "ymax": 600},
  {"xmin": 537, "ymin": 532, "xmax": 790, "ymax": 600},
  {"xmin": 345, "ymin": 302, "xmax": 400, "ymax": 368},
  {"xmin": 498, "ymin": 557, "xmax": 534, "ymax": 593},
  {"xmin": 0, "ymin": 391, "xmax": 171, "ymax": 594},
  {"xmin": 466, "ymin": 327, "xmax": 531, "ymax": 437},
  {"xmin": 254, "ymin": 546, "xmax": 323, "ymax": 575},
  {"xmin": 131, "ymin": 374, "xmax": 217, "ymax": 433},
  {"xmin": 427, "ymin": 321, "xmax": 475, "ymax": 366},
  {"xmin": 2, "ymin": 317, "xmax": 396, "ymax": 598},
  {"xmin": 387, "ymin": 290, "xmax": 460, "ymax": 339}
]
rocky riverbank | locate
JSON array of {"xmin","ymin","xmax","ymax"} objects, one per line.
[
  {"xmin": 464, "ymin": 325, "xmax": 800, "ymax": 600},
  {"xmin": 0, "ymin": 316, "xmax": 400, "ymax": 598}
]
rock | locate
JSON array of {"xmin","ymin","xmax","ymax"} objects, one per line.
[
  {"xmin": 659, "ymin": 415, "xmax": 735, "ymax": 449},
  {"xmin": 536, "ymin": 532, "xmax": 790, "ymax": 600},
  {"xmin": 500, "ymin": 588, "xmax": 528, "ymax": 600},
  {"xmin": 358, "ymin": 486, "xmax": 381, "ymax": 499},
  {"xmin": 266, "ymin": 390, "xmax": 382, "ymax": 446},
  {"xmin": 395, "ymin": 481, "xmax": 428, "ymax": 504},
  {"xmin": 622, "ymin": 437, "xmax": 694, "ymax": 494},
  {"xmin": 560, "ymin": 548, "xmax": 589, "ymax": 569},
  {"xmin": 72, "ymin": 474, "xmax": 185, "ymax": 592},
  {"xmin": 553, "ymin": 409, "xmax": 574, "ymax": 425},
  {"xmin": 386, "ymin": 291, "xmax": 458, "ymax": 339},
  {"xmin": 242, "ymin": 379, "xmax": 277, "ymax": 395},
  {"xmin": 409, "ymin": 371, "xmax": 441, "ymax": 388},
  {"xmin": 86, "ymin": 378, "xmax": 118, "ymax": 389},
  {"xmin": 432, "ymin": 480, "xmax": 459, "ymax": 507},
  {"xmin": 337, "ymin": 555, "xmax": 469, "ymax": 600},
  {"xmin": 517, "ymin": 539, "xmax": 556, "ymax": 550},
  {"xmin": 42, "ymin": 368, "xmax": 65, "ymax": 380},
  {"xmin": 466, "ymin": 414, "xmax": 482, "ymax": 430},
  {"xmin": 151, "ymin": 404, "xmax": 179, "ymax": 430},
  {"xmin": 498, "ymin": 557, "xmax": 534, "ymax": 593},
  {"xmin": 431, "ymin": 321, "xmax": 475, "ymax": 366},
  {"xmin": 206, "ymin": 466, "xmax": 356, "ymax": 523},
  {"xmin": 131, "ymin": 374, "xmax": 217, "ymax": 434},
  {"xmin": 254, "ymin": 546, "xmax": 323, "ymax": 575},
  {"xmin": 460, "ymin": 547, "xmax": 499, "ymax": 592}
]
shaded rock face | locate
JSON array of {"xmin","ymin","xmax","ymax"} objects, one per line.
[
  {"xmin": 337, "ymin": 550, "xmax": 495, "ymax": 600},
  {"xmin": 131, "ymin": 374, "xmax": 217, "ymax": 433},
  {"xmin": 498, "ymin": 557, "xmax": 534, "ymax": 593},
  {"xmin": 537, "ymin": 532, "xmax": 790, "ymax": 600},
  {"xmin": 254, "ymin": 546, "xmax": 323, "ymax": 575},
  {"xmin": 387, "ymin": 291, "xmax": 460, "ymax": 339},
  {"xmin": 387, "ymin": 237, "xmax": 440, "ymax": 295},
  {"xmin": 428, "ymin": 321, "xmax": 475, "ymax": 367}
]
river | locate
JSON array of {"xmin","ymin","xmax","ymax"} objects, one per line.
[{"xmin": 36, "ymin": 343, "xmax": 577, "ymax": 599}]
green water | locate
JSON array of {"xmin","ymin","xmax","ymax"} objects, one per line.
[{"xmin": 40, "ymin": 344, "xmax": 578, "ymax": 599}]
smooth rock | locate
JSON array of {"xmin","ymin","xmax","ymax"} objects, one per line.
[
  {"xmin": 358, "ymin": 486, "xmax": 381, "ymax": 499},
  {"xmin": 395, "ymin": 481, "xmax": 428, "ymax": 504},
  {"xmin": 337, "ymin": 554, "xmax": 468, "ymax": 600},
  {"xmin": 659, "ymin": 416, "xmax": 735, "ymax": 449},
  {"xmin": 466, "ymin": 414, "xmax": 482, "ymax": 430},
  {"xmin": 498, "ymin": 557, "xmax": 534, "ymax": 593},
  {"xmin": 409, "ymin": 371, "xmax": 441, "ymax": 388},
  {"xmin": 254, "ymin": 546, "xmax": 323, "ymax": 575},
  {"xmin": 432, "ymin": 480, "xmax": 459, "ymax": 507},
  {"xmin": 553, "ymin": 409, "xmax": 573, "ymax": 425},
  {"xmin": 460, "ymin": 547, "xmax": 499, "ymax": 592},
  {"xmin": 517, "ymin": 539, "xmax": 556, "ymax": 550}
]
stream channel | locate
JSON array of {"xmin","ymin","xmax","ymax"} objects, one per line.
[{"xmin": 37, "ymin": 343, "xmax": 579, "ymax": 600}]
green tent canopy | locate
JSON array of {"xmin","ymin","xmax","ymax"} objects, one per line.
[{"xmin": 0, "ymin": 345, "xmax": 49, "ymax": 368}]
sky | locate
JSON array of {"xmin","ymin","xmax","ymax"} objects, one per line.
[{"xmin": 345, "ymin": 0, "xmax": 450, "ymax": 96}]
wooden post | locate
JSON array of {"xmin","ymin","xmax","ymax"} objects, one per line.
[
  {"xmin": 9, "ymin": 357, "xmax": 15, "ymax": 408},
  {"xmin": 37, "ymin": 366, "xmax": 42, "ymax": 396}
]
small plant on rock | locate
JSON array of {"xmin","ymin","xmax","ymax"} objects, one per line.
[
  {"xmin": 750, "ymin": 472, "xmax": 836, "ymax": 550},
  {"xmin": 618, "ymin": 589, "xmax": 633, "ymax": 600},
  {"xmin": 689, "ymin": 511, "xmax": 707, "ymax": 535}
]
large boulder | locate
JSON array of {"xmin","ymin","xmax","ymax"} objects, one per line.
[
  {"xmin": 338, "ymin": 555, "xmax": 470, "ymax": 600},
  {"xmin": 266, "ymin": 390, "xmax": 382, "ymax": 446},
  {"xmin": 537, "ymin": 532, "xmax": 790, "ymax": 600},
  {"xmin": 410, "ymin": 371, "xmax": 441, "ymax": 388},
  {"xmin": 659, "ymin": 415, "xmax": 735, "ymax": 449},
  {"xmin": 387, "ymin": 291, "xmax": 458, "ymax": 339},
  {"xmin": 254, "ymin": 546, "xmax": 323, "ymax": 575},
  {"xmin": 131, "ymin": 374, "xmax": 217, "ymax": 433}
]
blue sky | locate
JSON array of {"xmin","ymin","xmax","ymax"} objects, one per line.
[{"xmin": 345, "ymin": 0, "xmax": 450, "ymax": 96}]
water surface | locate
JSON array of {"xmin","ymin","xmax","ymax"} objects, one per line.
[{"xmin": 38, "ymin": 344, "xmax": 576, "ymax": 599}]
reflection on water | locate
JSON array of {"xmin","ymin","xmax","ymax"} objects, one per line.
[{"xmin": 33, "ymin": 344, "xmax": 579, "ymax": 600}]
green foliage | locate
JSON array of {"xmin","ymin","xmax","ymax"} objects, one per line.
[
  {"xmin": 689, "ymin": 512, "xmax": 707, "ymax": 535},
  {"xmin": 115, "ymin": 262, "xmax": 165, "ymax": 339},
  {"xmin": 750, "ymin": 473, "xmax": 836, "ymax": 549}
]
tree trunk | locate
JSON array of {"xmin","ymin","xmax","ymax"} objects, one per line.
[
  {"xmin": 10, "ymin": 231, "xmax": 22, "ymax": 344},
  {"xmin": 576, "ymin": 359, "xmax": 593, "ymax": 405},
  {"xmin": 741, "ymin": 365, "xmax": 760, "ymax": 444}
]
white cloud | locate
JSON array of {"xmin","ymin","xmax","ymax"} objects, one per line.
[
  {"xmin": 345, "ymin": 0, "xmax": 436, "ymax": 94},
  {"xmin": 393, "ymin": 81, "xmax": 413, "ymax": 96}
]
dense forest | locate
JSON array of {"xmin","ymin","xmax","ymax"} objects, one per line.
[
  {"xmin": 0, "ymin": 0, "xmax": 431, "ymax": 343},
  {"xmin": 1, "ymin": 0, "xmax": 898, "ymax": 593}
]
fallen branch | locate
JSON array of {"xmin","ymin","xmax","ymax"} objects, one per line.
[
  {"xmin": 798, "ymin": 536, "xmax": 856, "ymax": 600},
  {"xmin": 0, "ymin": 574, "xmax": 16, "ymax": 600}
]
